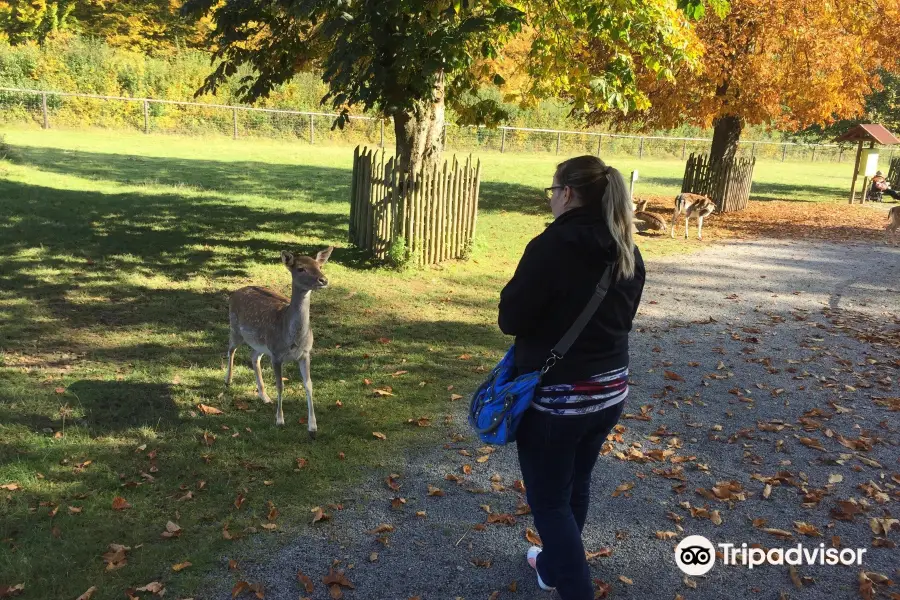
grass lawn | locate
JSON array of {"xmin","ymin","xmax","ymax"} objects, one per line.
[{"xmin": 0, "ymin": 127, "xmax": 871, "ymax": 599}]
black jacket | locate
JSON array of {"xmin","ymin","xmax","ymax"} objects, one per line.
[{"xmin": 498, "ymin": 206, "xmax": 645, "ymax": 386}]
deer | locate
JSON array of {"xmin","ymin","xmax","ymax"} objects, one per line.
[
  {"xmin": 888, "ymin": 206, "xmax": 900, "ymax": 234},
  {"xmin": 633, "ymin": 199, "xmax": 668, "ymax": 234},
  {"xmin": 671, "ymin": 192, "xmax": 716, "ymax": 240},
  {"xmin": 225, "ymin": 247, "xmax": 333, "ymax": 436}
]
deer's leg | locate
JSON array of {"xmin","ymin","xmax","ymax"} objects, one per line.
[
  {"xmin": 272, "ymin": 360, "xmax": 285, "ymax": 426},
  {"xmin": 697, "ymin": 215, "xmax": 704, "ymax": 240},
  {"xmin": 684, "ymin": 216, "xmax": 690, "ymax": 239},
  {"xmin": 670, "ymin": 211, "xmax": 678, "ymax": 238},
  {"xmin": 251, "ymin": 350, "xmax": 272, "ymax": 404},
  {"xmin": 225, "ymin": 321, "xmax": 242, "ymax": 387},
  {"xmin": 298, "ymin": 353, "xmax": 317, "ymax": 439}
]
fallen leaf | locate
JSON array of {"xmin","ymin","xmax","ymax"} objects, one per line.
[
  {"xmin": 0, "ymin": 484, "xmax": 20, "ymax": 492},
  {"xmin": 619, "ymin": 575, "xmax": 634, "ymax": 585},
  {"xmin": 586, "ymin": 548, "xmax": 613, "ymax": 560},
  {"xmin": 297, "ymin": 570, "xmax": 314, "ymax": 594},
  {"xmin": 234, "ymin": 493, "xmax": 245, "ymax": 510},
  {"xmin": 859, "ymin": 571, "xmax": 874, "ymax": 600},
  {"xmin": 476, "ymin": 455, "xmax": 489, "ymax": 464},
  {"xmin": 612, "ymin": 482, "xmax": 634, "ymax": 497},
  {"xmin": 799, "ymin": 437, "xmax": 826, "ymax": 452},
  {"xmin": 0, "ymin": 585, "xmax": 24, "ymax": 598},
  {"xmin": 449, "ymin": 394, "xmax": 463, "ymax": 401},
  {"xmin": 427, "ymin": 486, "xmax": 445, "ymax": 497},
  {"xmin": 112, "ymin": 496, "xmax": 131, "ymax": 511},
  {"xmin": 161, "ymin": 521, "xmax": 182, "ymax": 539},
  {"xmin": 260, "ymin": 523, "xmax": 277, "ymax": 531},
  {"xmin": 232, "ymin": 581, "xmax": 250, "ymax": 598},
  {"xmin": 368, "ymin": 524, "xmax": 395, "ymax": 534},
  {"xmin": 656, "ymin": 531, "xmax": 677, "ymax": 540},
  {"xmin": 329, "ymin": 584, "xmax": 342, "ymax": 599},
  {"xmin": 322, "ymin": 568, "xmax": 355, "ymax": 589},
  {"xmin": 311, "ymin": 507, "xmax": 330, "ymax": 524},
  {"xmin": 136, "ymin": 582, "xmax": 165, "ymax": 595},
  {"xmin": 75, "ymin": 586, "xmax": 98, "ymax": 600},
  {"xmin": 372, "ymin": 432, "xmax": 387, "ymax": 440},
  {"xmin": 761, "ymin": 528, "xmax": 794, "ymax": 539},
  {"xmin": 172, "ymin": 561, "xmax": 192, "ymax": 572},
  {"xmin": 487, "ymin": 513, "xmax": 516, "ymax": 526},
  {"xmin": 229, "ymin": 559, "xmax": 238, "ymax": 570},
  {"xmin": 828, "ymin": 474, "xmax": 843, "ymax": 484},
  {"xmin": 373, "ymin": 389, "xmax": 394, "ymax": 397},
  {"xmin": 525, "ymin": 528, "xmax": 542, "ymax": 546},
  {"xmin": 665, "ymin": 371, "xmax": 685, "ymax": 382},
  {"xmin": 198, "ymin": 404, "xmax": 223, "ymax": 415},
  {"xmin": 794, "ymin": 522, "xmax": 822, "ymax": 537}
]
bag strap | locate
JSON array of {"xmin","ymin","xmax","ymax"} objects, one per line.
[{"xmin": 542, "ymin": 262, "xmax": 615, "ymax": 375}]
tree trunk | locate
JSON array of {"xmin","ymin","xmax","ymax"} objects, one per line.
[
  {"xmin": 710, "ymin": 114, "xmax": 743, "ymax": 162},
  {"xmin": 393, "ymin": 74, "xmax": 445, "ymax": 175}
]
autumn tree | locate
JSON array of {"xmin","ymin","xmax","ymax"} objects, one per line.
[
  {"xmin": 184, "ymin": 0, "xmax": 719, "ymax": 174},
  {"xmin": 593, "ymin": 0, "xmax": 900, "ymax": 162},
  {"xmin": 0, "ymin": 0, "xmax": 209, "ymax": 51},
  {"xmin": 0, "ymin": 0, "xmax": 78, "ymax": 44}
]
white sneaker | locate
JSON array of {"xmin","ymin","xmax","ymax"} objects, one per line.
[{"xmin": 526, "ymin": 546, "xmax": 555, "ymax": 592}]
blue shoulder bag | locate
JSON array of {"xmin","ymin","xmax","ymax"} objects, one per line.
[{"xmin": 468, "ymin": 264, "xmax": 614, "ymax": 445}]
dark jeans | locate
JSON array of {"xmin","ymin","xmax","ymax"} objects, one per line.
[
  {"xmin": 885, "ymin": 189, "xmax": 900, "ymax": 201},
  {"xmin": 516, "ymin": 401, "xmax": 625, "ymax": 600}
]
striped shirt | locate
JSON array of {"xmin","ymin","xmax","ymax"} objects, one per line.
[{"xmin": 532, "ymin": 366, "xmax": 629, "ymax": 416}]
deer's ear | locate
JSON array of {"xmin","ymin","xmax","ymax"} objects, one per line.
[
  {"xmin": 316, "ymin": 246, "xmax": 334, "ymax": 265},
  {"xmin": 281, "ymin": 250, "xmax": 295, "ymax": 268}
]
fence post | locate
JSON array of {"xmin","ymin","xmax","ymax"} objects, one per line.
[
  {"xmin": 811, "ymin": 145, "xmax": 817, "ymax": 162},
  {"xmin": 781, "ymin": 144, "xmax": 787, "ymax": 162},
  {"xmin": 682, "ymin": 140, "xmax": 687, "ymax": 160},
  {"xmin": 639, "ymin": 137, "xmax": 644, "ymax": 159},
  {"xmin": 751, "ymin": 143, "xmax": 756, "ymax": 159},
  {"xmin": 556, "ymin": 131, "xmax": 561, "ymax": 155},
  {"xmin": 42, "ymin": 92, "xmax": 49, "ymax": 129},
  {"xmin": 232, "ymin": 108, "xmax": 238, "ymax": 139},
  {"xmin": 597, "ymin": 134, "xmax": 603, "ymax": 156},
  {"xmin": 500, "ymin": 128, "xmax": 506, "ymax": 153},
  {"xmin": 143, "ymin": 100, "xmax": 149, "ymax": 134},
  {"xmin": 838, "ymin": 147, "xmax": 844, "ymax": 163},
  {"xmin": 380, "ymin": 120, "xmax": 385, "ymax": 148},
  {"xmin": 309, "ymin": 114, "xmax": 314, "ymax": 144}
]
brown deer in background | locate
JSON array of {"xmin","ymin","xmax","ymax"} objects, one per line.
[
  {"xmin": 633, "ymin": 199, "xmax": 668, "ymax": 234},
  {"xmin": 225, "ymin": 247, "xmax": 333, "ymax": 436},
  {"xmin": 888, "ymin": 206, "xmax": 900, "ymax": 234},
  {"xmin": 671, "ymin": 193, "xmax": 716, "ymax": 240}
]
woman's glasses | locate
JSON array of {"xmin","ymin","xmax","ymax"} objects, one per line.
[{"xmin": 544, "ymin": 185, "xmax": 565, "ymax": 200}]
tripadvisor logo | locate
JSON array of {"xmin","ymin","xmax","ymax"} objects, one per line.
[{"xmin": 675, "ymin": 536, "xmax": 868, "ymax": 575}]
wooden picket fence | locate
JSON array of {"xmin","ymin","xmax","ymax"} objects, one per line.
[
  {"xmin": 681, "ymin": 153, "xmax": 756, "ymax": 213},
  {"xmin": 888, "ymin": 157, "xmax": 900, "ymax": 188},
  {"xmin": 349, "ymin": 146, "xmax": 482, "ymax": 265}
]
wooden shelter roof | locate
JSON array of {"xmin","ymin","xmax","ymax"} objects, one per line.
[{"xmin": 834, "ymin": 124, "xmax": 900, "ymax": 145}]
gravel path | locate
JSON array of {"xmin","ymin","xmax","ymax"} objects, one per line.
[{"xmin": 208, "ymin": 238, "xmax": 900, "ymax": 600}]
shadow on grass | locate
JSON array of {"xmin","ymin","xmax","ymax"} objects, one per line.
[
  {"xmin": 10, "ymin": 145, "xmax": 352, "ymax": 203},
  {"xmin": 750, "ymin": 181, "xmax": 845, "ymax": 202}
]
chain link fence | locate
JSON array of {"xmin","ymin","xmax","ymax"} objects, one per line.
[{"xmin": 1, "ymin": 87, "xmax": 890, "ymax": 164}]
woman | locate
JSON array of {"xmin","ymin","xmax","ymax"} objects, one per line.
[{"xmin": 498, "ymin": 155, "xmax": 645, "ymax": 599}]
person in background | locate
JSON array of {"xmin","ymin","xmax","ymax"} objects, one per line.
[
  {"xmin": 498, "ymin": 155, "xmax": 645, "ymax": 599},
  {"xmin": 868, "ymin": 171, "xmax": 900, "ymax": 202}
]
